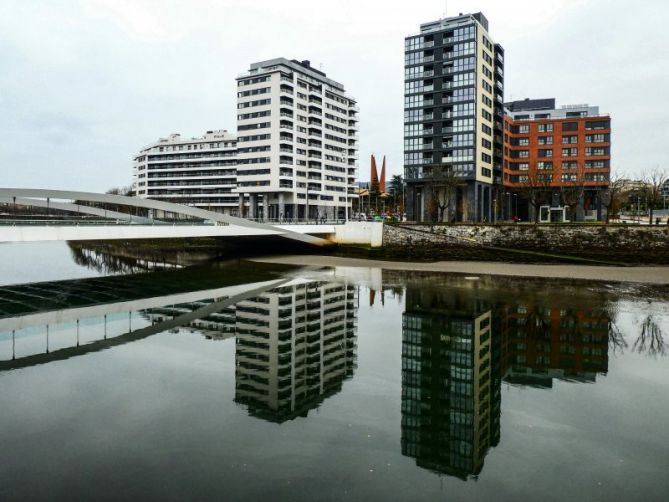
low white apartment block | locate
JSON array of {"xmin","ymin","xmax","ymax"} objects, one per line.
[
  {"xmin": 235, "ymin": 58, "xmax": 359, "ymax": 221},
  {"xmin": 133, "ymin": 130, "xmax": 240, "ymax": 214}
]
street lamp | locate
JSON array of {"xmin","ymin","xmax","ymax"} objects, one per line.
[
  {"xmin": 513, "ymin": 193, "xmax": 518, "ymax": 220},
  {"xmin": 493, "ymin": 197, "xmax": 497, "ymax": 224}
]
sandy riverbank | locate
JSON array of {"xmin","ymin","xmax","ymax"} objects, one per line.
[{"xmin": 250, "ymin": 255, "xmax": 669, "ymax": 285}]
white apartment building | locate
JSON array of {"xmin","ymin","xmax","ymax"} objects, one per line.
[
  {"xmin": 235, "ymin": 58, "xmax": 359, "ymax": 221},
  {"xmin": 133, "ymin": 130, "xmax": 239, "ymax": 214}
]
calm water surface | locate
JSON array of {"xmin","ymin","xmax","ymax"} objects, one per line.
[{"xmin": 0, "ymin": 242, "xmax": 668, "ymax": 501}]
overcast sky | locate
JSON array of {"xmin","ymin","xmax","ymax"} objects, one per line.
[{"xmin": 1, "ymin": 0, "xmax": 667, "ymax": 191}]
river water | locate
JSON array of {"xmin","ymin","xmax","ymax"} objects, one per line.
[{"xmin": 1, "ymin": 242, "xmax": 668, "ymax": 501}]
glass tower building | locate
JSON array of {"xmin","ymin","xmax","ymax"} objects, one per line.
[{"xmin": 404, "ymin": 12, "xmax": 504, "ymax": 222}]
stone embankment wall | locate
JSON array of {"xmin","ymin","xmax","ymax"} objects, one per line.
[{"xmin": 381, "ymin": 224, "xmax": 669, "ymax": 264}]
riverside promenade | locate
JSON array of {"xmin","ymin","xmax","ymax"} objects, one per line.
[{"xmin": 252, "ymin": 255, "xmax": 669, "ymax": 285}]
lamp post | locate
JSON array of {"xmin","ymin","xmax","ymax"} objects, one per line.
[
  {"xmin": 513, "ymin": 193, "xmax": 518, "ymax": 220},
  {"xmin": 493, "ymin": 197, "xmax": 497, "ymax": 224}
]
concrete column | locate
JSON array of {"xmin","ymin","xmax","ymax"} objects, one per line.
[
  {"xmin": 575, "ymin": 193, "xmax": 585, "ymax": 222},
  {"xmin": 278, "ymin": 193, "xmax": 285, "ymax": 222},
  {"xmin": 238, "ymin": 194, "xmax": 244, "ymax": 218},
  {"xmin": 263, "ymin": 194, "xmax": 269, "ymax": 222},
  {"xmin": 249, "ymin": 194, "xmax": 257, "ymax": 219},
  {"xmin": 596, "ymin": 190, "xmax": 603, "ymax": 221}
]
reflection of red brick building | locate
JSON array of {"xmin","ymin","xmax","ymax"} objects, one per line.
[
  {"xmin": 499, "ymin": 303, "xmax": 609, "ymax": 387},
  {"xmin": 502, "ymin": 98, "xmax": 611, "ymax": 222}
]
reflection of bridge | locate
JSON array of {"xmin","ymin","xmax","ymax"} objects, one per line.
[
  {"xmin": 0, "ymin": 189, "xmax": 382, "ymax": 247},
  {"xmin": 0, "ymin": 270, "xmax": 288, "ymax": 370}
]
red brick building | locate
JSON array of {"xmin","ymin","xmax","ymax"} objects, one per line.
[{"xmin": 503, "ymin": 98, "xmax": 611, "ymax": 222}]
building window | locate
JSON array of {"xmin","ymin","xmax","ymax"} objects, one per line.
[
  {"xmin": 538, "ymin": 136, "xmax": 553, "ymax": 145},
  {"xmin": 586, "ymin": 133, "xmax": 609, "ymax": 143},
  {"xmin": 562, "ymin": 135, "xmax": 578, "ymax": 144},
  {"xmin": 538, "ymin": 149, "xmax": 553, "ymax": 158},
  {"xmin": 562, "ymin": 122, "xmax": 578, "ymax": 131},
  {"xmin": 538, "ymin": 123, "xmax": 554, "ymax": 133},
  {"xmin": 537, "ymin": 161, "xmax": 553, "ymax": 170},
  {"xmin": 562, "ymin": 148, "xmax": 578, "ymax": 157}
]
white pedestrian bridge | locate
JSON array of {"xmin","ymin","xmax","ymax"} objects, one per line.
[{"xmin": 0, "ymin": 189, "xmax": 382, "ymax": 247}]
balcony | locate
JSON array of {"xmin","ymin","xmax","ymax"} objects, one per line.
[
  {"xmin": 416, "ymin": 40, "xmax": 434, "ymax": 49},
  {"xmin": 420, "ymin": 56, "xmax": 435, "ymax": 63},
  {"xmin": 442, "ymin": 96, "xmax": 453, "ymax": 104},
  {"xmin": 422, "ymin": 128, "xmax": 434, "ymax": 136},
  {"xmin": 423, "ymin": 99, "xmax": 434, "ymax": 106},
  {"xmin": 423, "ymin": 113, "xmax": 434, "ymax": 121}
]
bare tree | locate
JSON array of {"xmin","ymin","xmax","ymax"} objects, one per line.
[
  {"xmin": 641, "ymin": 167, "xmax": 668, "ymax": 224},
  {"xmin": 633, "ymin": 315, "xmax": 666, "ymax": 357},
  {"xmin": 601, "ymin": 171, "xmax": 627, "ymax": 223},
  {"xmin": 560, "ymin": 165, "xmax": 588, "ymax": 221},
  {"xmin": 425, "ymin": 164, "xmax": 465, "ymax": 223},
  {"xmin": 518, "ymin": 165, "xmax": 552, "ymax": 223}
]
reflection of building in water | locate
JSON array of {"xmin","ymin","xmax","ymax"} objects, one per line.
[
  {"xmin": 400, "ymin": 279, "xmax": 613, "ymax": 480},
  {"xmin": 401, "ymin": 288, "xmax": 499, "ymax": 479},
  {"xmin": 501, "ymin": 304, "xmax": 609, "ymax": 387},
  {"xmin": 140, "ymin": 280, "xmax": 358, "ymax": 422},
  {"xmin": 234, "ymin": 281, "xmax": 357, "ymax": 422},
  {"xmin": 142, "ymin": 301, "xmax": 237, "ymax": 340}
]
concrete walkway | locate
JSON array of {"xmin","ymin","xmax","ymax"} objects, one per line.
[{"xmin": 251, "ymin": 255, "xmax": 669, "ymax": 285}]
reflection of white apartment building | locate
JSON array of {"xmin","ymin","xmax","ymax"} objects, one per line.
[
  {"xmin": 133, "ymin": 130, "xmax": 240, "ymax": 214},
  {"xmin": 141, "ymin": 300, "xmax": 237, "ymax": 340},
  {"xmin": 235, "ymin": 280, "xmax": 357, "ymax": 422},
  {"xmin": 235, "ymin": 58, "xmax": 359, "ymax": 221}
]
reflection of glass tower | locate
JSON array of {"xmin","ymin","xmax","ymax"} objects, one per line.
[
  {"xmin": 401, "ymin": 288, "xmax": 499, "ymax": 479},
  {"xmin": 235, "ymin": 281, "xmax": 357, "ymax": 422}
]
